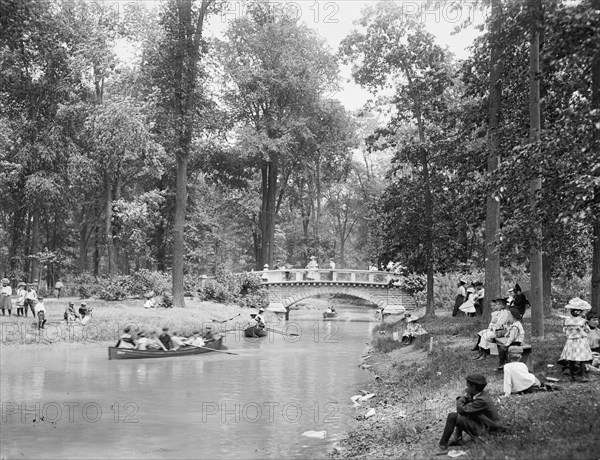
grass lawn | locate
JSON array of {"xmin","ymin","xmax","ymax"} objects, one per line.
[
  {"xmin": 331, "ymin": 311, "xmax": 600, "ymax": 459},
  {"xmin": 0, "ymin": 296, "xmax": 256, "ymax": 346}
]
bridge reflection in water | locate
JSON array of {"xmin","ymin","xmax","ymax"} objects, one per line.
[{"xmin": 259, "ymin": 269, "xmax": 417, "ymax": 320}]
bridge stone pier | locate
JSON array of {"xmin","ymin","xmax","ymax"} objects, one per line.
[{"xmin": 260, "ymin": 269, "xmax": 417, "ymax": 319}]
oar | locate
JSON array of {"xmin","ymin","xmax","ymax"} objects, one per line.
[
  {"xmin": 188, "ymin": 345, "xmax": 239, "ymax": 356},
  {"xmin": 211, "ymin": 313, "xmax": 241, "ymax": 323},
  {"xmin": 264, "ymin": 327, "xmax": 300, "ymax": 337}
]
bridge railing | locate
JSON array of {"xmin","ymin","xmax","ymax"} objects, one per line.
[{"xmin": 259, "ymin": 269, "xmax": 402, "ymax": 285}]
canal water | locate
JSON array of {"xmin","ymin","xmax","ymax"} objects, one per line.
[{"xmin": 1, "ymin": 318, "xmax": 373, "ymax": 459}]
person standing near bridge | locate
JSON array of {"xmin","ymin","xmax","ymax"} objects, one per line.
[
  {"xmin": 329, "ymin": 258, "xmax": 336, "ymax": 270},
  {"xmin": 452, "ymin": 278, "xmax": 467, "ymax": 317}
]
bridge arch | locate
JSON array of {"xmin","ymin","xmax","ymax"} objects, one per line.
[{"xmin": 283, "ymin": 287, "xmax": 385, "ymax": 310}]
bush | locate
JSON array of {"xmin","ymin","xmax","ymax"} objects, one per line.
[{"xmin": 195, "ymin": 271, "xmax": 268, "ymax": 308}]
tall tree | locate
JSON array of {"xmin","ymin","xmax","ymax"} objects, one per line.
[
  {"xmin": 529, "ymin": 0, "xmax": 544, "ymax": 337},
  {"xmin": 341, "ymin": 1, "xmax": 453, "ymax": 315},
  {"xmin": 220, "ymin": 2, "xmax": 338, "ymax": 268},
  {"xmin": 592, "ymin": 0, "xmax": 600, "ymax": 315},
  {"xmin": 153, "ymin": 0, "xmax": 215, "ymax": 307},
  {"xmin": 484, "ymin": 0, "xmax": 504, "ymax": 324}
]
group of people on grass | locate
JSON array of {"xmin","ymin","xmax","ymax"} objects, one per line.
[
  {"xmin": 115, "ymin": 325, "xmax": 219, "ymax": 351},
  {"xmin": 470, "ymin": 293, "xmax": 599, "ymax": 382},
  {"xmin": 452, "ymin": 278, "xmax": 531, "ymax": 318},
  {"xmin": 437, "ymin": 297, "xmax": 600, "ymax": 455}
]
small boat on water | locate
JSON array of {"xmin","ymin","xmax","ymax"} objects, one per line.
[
  {"xmin": 323, "ymin": 311, "xmax": 338, "ymax": 319},
  {"xmin": 244, "ymin": 325, "xmax": 268, "ymax": 338},
  {"xmin": 108, "ymin": 337, "xmax": 223, "ymax": 360}
]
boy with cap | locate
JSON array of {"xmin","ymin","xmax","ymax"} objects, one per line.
[{"xmin": 437, "ymin": 373, "xmax": 503, "ymax": 454}]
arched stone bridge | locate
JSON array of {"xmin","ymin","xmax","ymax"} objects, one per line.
[{"xmin": 259, "ymin": 269, "xmax": 417, "ymax": 318}]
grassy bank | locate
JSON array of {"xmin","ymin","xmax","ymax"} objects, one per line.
[
  {"xmin": 0, "ymin": 297, "xmax": 258, "ymax": 346},
  {"xmin": 331, "ymin": 312, "xmax": 600, "ymax": 459}
]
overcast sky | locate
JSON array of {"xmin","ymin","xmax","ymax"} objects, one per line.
[{"xmin": 207, "ymin": 1, "xmax": 486, "ymax": 110}]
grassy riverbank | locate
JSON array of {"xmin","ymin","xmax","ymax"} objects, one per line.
[
  {"xmin": 331, "ymin": 312, "xmax": 600, "ymax": 459},
  {"xmin": 0, "ymin": 297, "xmax": 259, "ymax": 346}
]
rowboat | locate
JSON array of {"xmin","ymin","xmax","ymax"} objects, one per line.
[
  {"xmin": 108, "ymin": 337, "xmax": 223, "ymax": 360},
  {"xmin": 244, "ymin": 325, "xmax": 267, "ymax": 338},
  {"xmin": 322, "ymin": 311, "xmax": 338, "ymax": 319}
]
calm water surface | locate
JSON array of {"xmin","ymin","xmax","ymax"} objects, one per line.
[{"xmin": 1, "ymin": 316, "xmax": 373, "ymax": 459}]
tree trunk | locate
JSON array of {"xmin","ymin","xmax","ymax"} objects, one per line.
[
  {"xmin": 169, "ymin": 0, "xmax": 213, "ymax": 306},
  {"xmin": 172, "ymin": 153, "xmax": 187, "ymax": 308},
  {"xmin": 591, "ymin": 0, "xmax": 600, "ymax": 316},
  {"xmin": 30, "ymin": 208, "xmax": 40, "ymax": 283},
  {"xmin": 542, "ymin": 251, "xmax": 552, "ymax": 314},
  {"xmin": 9, "ymin": 194, "xmax": 26, "ymax": 277},
  {"xmin": 414, "ymin": 103, "xmax": 435, "ymax": 316},
  {"xmin": 105, "ymin": 174, "xmax": 116, "ymax": 276},
  {"xmin": 78, "ymin": 208, "xmax": 88, "ymax": 273},
  {"xmin": 484, "ymin": 0, "xmax": 503, "ymax": 325},
  {"xmin": 529, "ymin": 0, "xmax": 544, "ymax": 337},
  {"xmin": 93, "ymin": 226, "xmax": 100, "ymax": 277}
]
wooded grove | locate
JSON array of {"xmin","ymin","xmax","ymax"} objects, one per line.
[{"xmin": 1, "ymin": 0, "xmax": 598, "ymax": 318}]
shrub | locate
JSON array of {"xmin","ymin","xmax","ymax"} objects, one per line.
[{"xmin": 195, "ymin": 271, "xmax": 267, "ymax": 308}]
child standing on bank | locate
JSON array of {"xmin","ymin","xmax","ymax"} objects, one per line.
[
  {"xmin": 35, "ymin": 297, "xmax": 47, "ymax": 329},
  {"xmin": 1, "ymin": 278, "xmax": 12, "ymax": 316},
  {"xmin": 560, "ymin": 297, "xmax": 593, "ymax": 382},
  {"xmin": 24, "ymin": 283, "xmax": 38, "ymax": 317},
  {"xmin": 16, "ymin": 282, "xmax": 26, "ymax": 316}
]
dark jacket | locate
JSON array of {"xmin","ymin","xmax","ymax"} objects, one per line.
[
  {"xmin": 513, "ymin": 293, "xmax": 530, "ymax": 317},
  {"xmin": 456, "ymin": 390, "xmax": 503, "ymax": 433}
]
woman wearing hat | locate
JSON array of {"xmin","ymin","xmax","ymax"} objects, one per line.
[
  {"xmin": 559, "ymin": 298, "xmax": 593, "ymax": 382},
  {"xmin": 1, "ymin": 278, "xmax": 12, "ymax": 316},
  {"xmin": 15, "ymin": 282, "xmax": 27, "ymax": 316},
  {"xmin": 495, "ymin": 307, "xmax": 525, "ymax": 371},
  {"xmin": 452, "ymin": 278, "xmax": 467, "ymax": 317},
  {"xmin": 458, "ymin": 287, "xmax": 476, "ymax": 316},
  {"xmin": 512, "ymin": 284, "xmax": 530, "ymax": 317}
]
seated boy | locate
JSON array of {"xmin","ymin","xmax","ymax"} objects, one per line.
[
  {"xmin": 502, "ymin": 346, "xmax": 548, "ymax": 396},
  {"xmin": 437, "ymin": 373, "xmax": 503, "ymax": 455}
]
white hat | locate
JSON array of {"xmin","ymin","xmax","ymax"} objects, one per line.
[
  {"xmin": 565, "ymin": 297, "xmax": 592, "ymax": 311},
  {"xmin": 405, "ymin": 314, "xmax": 419, "ymax": 322}
]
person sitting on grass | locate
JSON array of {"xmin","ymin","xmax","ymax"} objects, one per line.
[
  {"xmin": 78, "ymin": 302, "xmax": 92, "ymax": 325},
  {"xmin": 502, "ymin": 346, "xmax": 551, "ymax": 396},
  {"xmin": 436, "ymin": 374, "xmax": 503, "ymax": 455},
  {"xmin": 64, "ymin": 301, "xmax": 79, "ymax": 323},
  {"xmin": 472, "ymin": 298, "xmax": 511, "ymax": 360},
  {"xmin": 35, "ymin": 297, "xmax": 47, "ymax": 329},
  {"xmin": 143, "ymin": 293, "xmax": 156, "ymax": 309},
  {"xmin": 495, "ymin": 307, "xmax": 525, "ymax": 372},
  {"xmin": 401, "ymin": 314, "xmax": 427, "ymax": 345}
]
